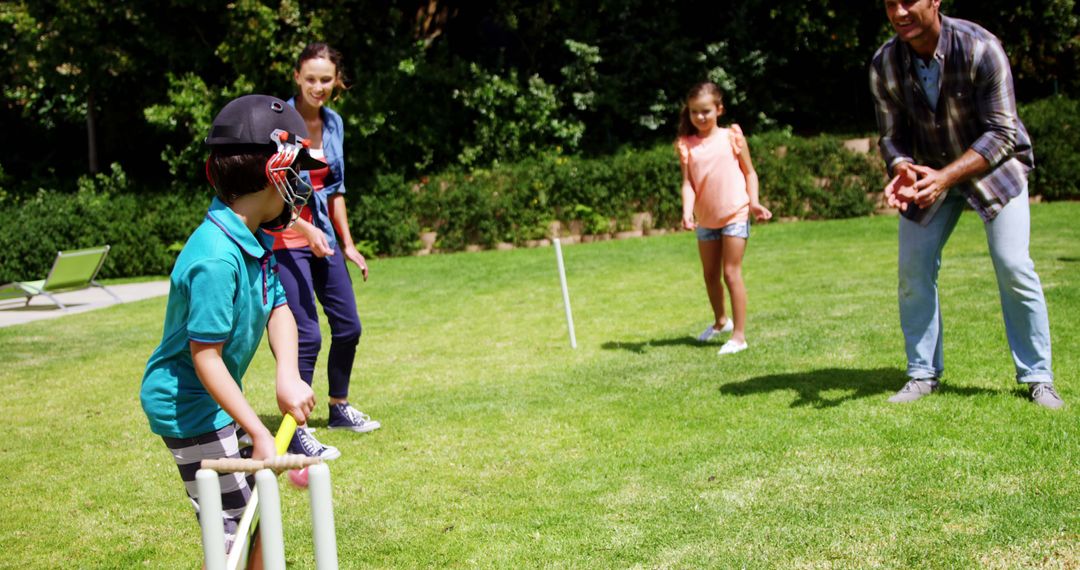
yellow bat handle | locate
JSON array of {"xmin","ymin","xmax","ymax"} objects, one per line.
[{"xmin": 274, "ymin": 414, "xmax": 299, "ymax": 456}]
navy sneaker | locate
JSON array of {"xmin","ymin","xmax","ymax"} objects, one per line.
[
  {"xmin": 288, "ymin": 426, "xmax": 341, "ymax": 460},
  {"xmin": 328, "ymin": 403, "xmax": 381, "ymax": 433}
]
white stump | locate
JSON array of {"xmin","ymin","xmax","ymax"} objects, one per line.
[
  {"xmin": 308, "ymin": 463, "xmax": 339, "ymax": 569},
  {"xmin": 196, "ymin": 469, "xmax": 226, "ymax": 570},
  {"xmin": 255, "ymin": 468, "xmax": 286, "ymax": 570}
]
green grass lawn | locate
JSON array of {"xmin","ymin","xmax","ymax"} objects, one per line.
[{"xmin": 1, "ymin": 202, "xmax": 1077, "ymax": 569}]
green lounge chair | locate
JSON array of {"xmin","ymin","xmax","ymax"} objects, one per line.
[{"xmin": 0, "ymin": 246, "xmax": 121, "ymax": 310}]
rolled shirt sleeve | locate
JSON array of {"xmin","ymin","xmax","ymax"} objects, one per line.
[
  {"xmin": 869, "ymin": 55, "xmax": 914, "ymax": 175},
  {"xmin": 968, "ymin": 38, "xmax": 1019, "ymax": 167}
]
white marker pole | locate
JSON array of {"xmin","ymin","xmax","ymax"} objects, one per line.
[{"xmin": 553, "ymin": 238, "xmax": 577, "ymax": 349}]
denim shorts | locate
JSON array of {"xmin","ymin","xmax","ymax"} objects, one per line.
[{"xmin": 696, "ymin": 221, "xmax": 750, "ymax": 241}]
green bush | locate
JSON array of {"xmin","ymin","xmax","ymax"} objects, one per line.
[
  {"xmin": 349, "ymin": 174, "xmax": 421, "ymax": 257},
  {"xmin": 0, "ymin": 163, "xmax": 206, "ymax": 282},
  {"xmin": 750, "ymin": 130, "xmax": 881, "ymax": 219},
  {"xmin": 615, "ymin": 145, "xmax": 685, "ymax": 228},
  {"xmin": 397, "ymin": 131, "xmax": 879, "ymax": 253},
  {"xmin": 529, "ymin": 146, "xmax": 680, "ymax": 231},
  {"xmin": 454, "ymin": 65, "xmax": 585, "ymax": 168},
  {"xmin": 416, "ymin": 172, "xmax": 502, "ymax": 250},
  {"xmin": 1020, "ymin": 96, "xmax": 1080, "ymax": 200},
  {"xmin": 406, "ymin": 146, "xmax": 681, "ymax": 248},
  {"xmin": 2, "ymin": 130, "xmax": 893, "ymax": 279},
  {"xmin": 572, "ymin": 205, "xmax": 613, "ymax": 235},
  {"xmin": 0, "ymin": 163, "xmax": 8, "ymax": 205}
]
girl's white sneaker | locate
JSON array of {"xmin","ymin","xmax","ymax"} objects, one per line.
[
  {"xmin": 697, "ymin": 319, "xmax": 734, "ymax": 342},
  {"xmin": 717, "ymin": 340, "xmax": 747, "ymax": 355}
]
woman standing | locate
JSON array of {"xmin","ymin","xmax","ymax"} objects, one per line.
[{"xmin": 274, "ymin": 42, "xmax": 380, "ymax": 459}]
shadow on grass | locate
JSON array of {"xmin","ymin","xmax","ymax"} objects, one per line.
[
  {"xmin": 0, "ymin": 303, "xmax": 85, "ymax": 312},
  {"xmin": 719, "ymin": 368, "xmax": 999, "ymax": 408},
  {"xmin": 601, "ymin": 335, "xmax": 703, "ymax": 354}
]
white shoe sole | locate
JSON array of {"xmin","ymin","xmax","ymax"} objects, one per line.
[
  {"xmin": 717, "ymin": 340, "xmax": 747, "ymax": 355},
  {"xmin": 697, "ymin": 320, "xmax": 734, "ymax": 342},
  {"xmin": 328, "ymin": 420, "xmax": 382, "ymax": 433},
  {"xmin": 319, "ymin": 447, "xmax": 342, "ymax": 460}
]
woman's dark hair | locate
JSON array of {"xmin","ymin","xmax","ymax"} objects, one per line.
[
  {"xmin": 676, "ymin": 82, "xmax": 724, "ymax": 138},
  {"xmin": 207, "ymin": 151, "xmax": 274, "ymax": 204},
  {"xmin": 296, "ymin": 42, "xmax": 348, "ymax": 93}
]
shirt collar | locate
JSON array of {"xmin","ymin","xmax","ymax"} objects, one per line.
[
  {"xmin": 901, "ymin": 13, "xmax": 950, "ymax": 68},
  {"xmin": 933, "ymin": 14, "xmax": 952, "ymax": 62},
  {"xmin": 205, "ymin": 197, "xmax": 275, "ymax": 259}
]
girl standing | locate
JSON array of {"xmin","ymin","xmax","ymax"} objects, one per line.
[
  {"xmin": 676, "ymin": 82, "xmax": 772, "ymax": 355},
  {"xmin": 273, "ymin": 43, "xmax": 380, "ymax": 458}
]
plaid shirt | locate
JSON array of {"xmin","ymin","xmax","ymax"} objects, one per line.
[{"xmin": 869, "ymin": 15, "xmax": 1033, "ymax": 223}]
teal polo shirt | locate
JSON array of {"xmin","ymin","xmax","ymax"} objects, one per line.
[{"xmin": 140, "ymin": 197, "xmax": 288, "ymax": 438}]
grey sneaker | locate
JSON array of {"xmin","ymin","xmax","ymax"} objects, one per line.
[
  {"xmin": 328, "ymin": 403, "xmax": 382, "ymax": 433},
  {"xmin": 887, "ymin": 379, "xmax": 939, "ymax": 403},
  {"xmin": 288, "ymin": 426, "xmax": 341, "ymax": 460},
  {"xmin": 1029, "ymin": 383, "xmax": 1064, "ymax": 409}
]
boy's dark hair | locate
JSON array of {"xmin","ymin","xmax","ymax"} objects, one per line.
[{"xmin": 206, "ymin": 151, "xmax": 274, "ymax": 204}]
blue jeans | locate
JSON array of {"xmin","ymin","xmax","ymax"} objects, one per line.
[
  {"xmin": 274, "ymin": 245, "xmax": 362, "ymax": 398},
  {"xmin": 897, "ymin": 187, "xmax": 1053, "ymax": 384}
]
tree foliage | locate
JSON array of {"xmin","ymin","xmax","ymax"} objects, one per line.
[{"xmin": 1, "ymin": 0, "xmax": 1077, "ymax": 198}]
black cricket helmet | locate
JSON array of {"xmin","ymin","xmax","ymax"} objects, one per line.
[{"xmin": 206, "ymin": 94, "xmax": 326, "ymax": 231}]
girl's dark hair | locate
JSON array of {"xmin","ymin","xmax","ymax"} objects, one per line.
[
  {"xmin": 296, "ymin": 42, "xmax": 349, "ymax": 93},
  {"xmin": 676, "ymin": 82, "xmax": 724, "ymax": 138},
  {"xmin": 207, "ymin": 151, "xmax": 274, "ymax": 204}
]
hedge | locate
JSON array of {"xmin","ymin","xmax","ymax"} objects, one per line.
[
  {"xmin": 751, "ymin": 131, "xmax": 882, "ymax": 220},
  {"xmin": 0, "ymin": 136, "xmax": 888, "ymax": 281},
  {"xmin": 2, "ymin": 95, "xmax": 1074, "ymax": 281},
  {"xmin": 348, "ymin": 132, "xmax": 883, "ymax": 255},
  {"xmin": 0, "ymin": 164, "xmax": 207, "ymax": 283},
  {"xmin": 1021, "ymin": 96, "xmax": 1080, "ymax": 200}
]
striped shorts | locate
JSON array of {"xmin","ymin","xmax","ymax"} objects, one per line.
[{"xmin": 161, "ymin": 423, "xmax": 254, "ymax": 554}]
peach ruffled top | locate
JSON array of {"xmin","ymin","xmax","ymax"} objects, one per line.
[{"xmin": 677, "ymin": 125, "xmax": 749, "ymax": 228}]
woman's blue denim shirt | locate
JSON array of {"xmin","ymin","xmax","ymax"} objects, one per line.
[{"xmin": 287, "ymin": 97, "xmax": 345, "ymax": 250}]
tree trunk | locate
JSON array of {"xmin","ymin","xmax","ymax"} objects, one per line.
[{"xmin": 86, "ymin": 89, "xmax": 99, "ymax": 174}]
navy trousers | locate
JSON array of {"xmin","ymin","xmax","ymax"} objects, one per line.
[{"xmin": 273, "ymin": 245, "xmax": 362, "ymax": 399}]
